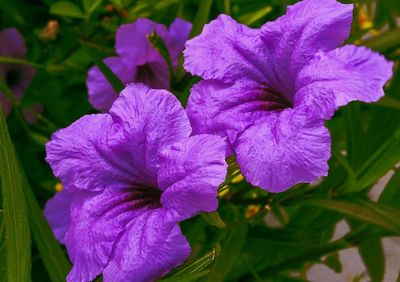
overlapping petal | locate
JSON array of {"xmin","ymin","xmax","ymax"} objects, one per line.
[
  {"xmin": 158, "ymin": 134, "xmax": 227, "ymax": 220},
  {"xmin": 116, "ymin": 18, "xmax": 169, "ymax": 65},
  {"xmin": 102, "ymin": 209, "xmax": 190, "ymax": 282},
  {"xmin": 235, "ymin": 109, "xmax": 331, "ymax": 192},
  {"xmin": 109, "ymin": 84, "xmax": 192, "ymax": 173},
  {"xmin": 64, "ymin": 188, "xmax": 164, "ymax": 282},
  {"xmin": 44, "ymin": 189, "xmax": 77, "ymax": 243},
  {"xmin": 184, "ymin": 14, "xmax": 268, "ymax": 83},
  {"xmin": 186, "ymin": 79, "xmax": 278, "ymax": 142},
  {"xmin": 167, "ymin": 18, "xmax": 192, "ymax": 63},
  {"xmin": 260, "ymin": 0, "xmax": 353, "ymax": 97},
  {"xmin": 295, "ymin": 45, "xmax": 394, "ymax": 118},
  {"xmin": 87, "ymin": 57, "xmax": 136, "ymax": 111}
]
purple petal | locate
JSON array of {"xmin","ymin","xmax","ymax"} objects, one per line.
[
  {"xmin": 109, "ymin": 83, "xmax": 192, "ymax": 173},
  {"xmin": 135, "ymin": 60, "xmax": 169, "ymax": 90},
  {"xmin": 295, "ymin": 45, "xmax": 394, "ymax": 118},
  {"xmin": 0, "ymin": 28, "xmax": 26, "ymax": 57},
  {"xmin": 184, "ymin": 14, "xmax": 267, "ymax": 83},
  {"xmin": 65, "ymin": 188, "xmax": 163, "ymax": 282},
  {"xmin": 158, "ymin": 134, "xmax": 227, "ymax": 220},
  {"xmin": 87, "ymin": 57, "xmax": 136, "ymax": 111},
  {"xmin": 235, "ymin": 109, "xmax": 331, "ymax": 192},
  {"xmin": 115, "ymin": 18, "xmax": 169, "ymax": 66},
  {"xmin": 102, "ymin": 209, "xmax": 190, "ymax": 282},
  {"xmin": 167, "ymin": 18, "xmax": 192, "ymax": 63},
  {"xmin": 44, "ymin": 189, "xmax": 76, "ymax": 244},
  {"xmin": 261, "ymin": 0, "xmax": 353, "ymax": 96},
  {"xmin": 46, "ymin": 114, "xmax": 154, "ymax": 191},
  {"xmin": 186, "ymin": 79, "xmax": 279, "ymax": 145}
]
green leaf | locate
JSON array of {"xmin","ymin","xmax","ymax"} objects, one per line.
[
  {"xmin": 83, "ymin": 0, "xmax": 102, "ymax": 13},
  {"xmin": 324, "ymin": 252, "xmax": 342, "ymax": 273},
  {"xmin": 358, "ymin": 238, "xmax": 384, "ymax": 282},
  {"xmin": 162, "ymin": 247, "xmax": 219, "ymax": 281},
  {"xmin": 22, "ymin": 176, "xmax": 71, "ymax": 281},
  {"xmin": 0, "ymin": 80, "xmax": 31, "ymax": 282},
  {"xmin": 147, "ymin": 32, "xmax": 174, "ymax": 83},
  {"xmin": 190, "ymin": 0, "xmax": 213, "ymax": 38},
  {"xmin": 201, "ymin": 212, "xmax": 226, "ymax": 229},
  {"xmin": 293, "ymin": 198, "xmax": 400, "ymax": 235},
  {"xmin": 207, "ymin": 224, "xmax": 248, "ymax": 282},
  {"xmin": 374, "ymin": 96, "xmax": 400, "ymax": 110},
  {"xmin": 83, "ymin": 47, "xmax": 124, "ymax": 93},
  {"xmin": 378, "ymin": 169, "xmax": 400, "ymax": 207},
  {"xmin": 0, "ymin": 210, "xmax": 6, "ymax": 280},
  {"xmin": 343, "ymin": 103, "xmax": 365, "ymax": 170},
  {"xmin": 238, "ymin": 6, "xmax": 272, "ymax": 26},
  {"xmin": 50, "ymin": 1, "xmax": 85, "ymax": 19}
]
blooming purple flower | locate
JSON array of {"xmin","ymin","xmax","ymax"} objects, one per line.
[
  {"xmin": 184, "ymin": 0, "xmax": 393, "ymax": 192},
  {"xmin": 44, "ymin": 83, "xmax": 227, "ymax": 282},
  {"xmin": 0, "ymin": 28, "xmax": 36, "ymax": 117},
  {"xmin": 87, "ymin": 18, "xmax": 191, "ymax": 111}
]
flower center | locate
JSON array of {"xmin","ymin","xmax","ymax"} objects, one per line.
[
  {"xmin": 5, "ymin": 68, "xmax": 21, "ymax": 88},
  {"xmin": 129, "ymin": 185, "xmax": 162, "ymax": 210},
  {"xmin": 261, "ymin": 84, "xmax": 293, "ymax": 111},
  {"xmin": 135, "ymin": 64, "xmax": 156, "ymax": 85}
]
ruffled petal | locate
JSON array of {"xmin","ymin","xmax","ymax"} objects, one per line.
[
  {"xmin": 186, "ymin": 79, "xmax": 273, "ymax": 142},
  {"xmin": 167, "ymin": 18, "xmax": 192, "ymax": 63},
  {"xmin": 235, "ymin": 109, "xmax": 331, "ymax": 192},
  {"xmin": 115, "ymin": 18, "xmax": 169, "ymax": 66},
  {"xmin": 65, "ymin": 188, "xmax": 162, "ymax": 282},
  {"xmin": 46, "ymin": 114, "xmax": 155, "ymax": 191},
  {"xmin": 184, "ymin": 14, "xmax": 267, "ymax": 83},
  {"xmin": 295, "ymin": 45, "xmax": 394, "ymax": 118},
  {"xmin": 44, "ymin": 189, "xmax": 77, "ymax": 244},
  {"xmin": 261, "ymin": 0, "xmax": 353, "ymax": 97},
  {"xmin": 0, "ymin": 28, "xmax": 26, "ymax": 57},
  {"xmin": 86, "ymin": 57, "xmax": 136, "ymax": 111},
  {"xmin": 158, "ymin": 135, "xmax": 227, "ymax": 220},
  {"xmin": 102, "ymin": 209, "xmax": 190, "ymax": 282},
  {"xmin": 110, "ymin": 84, "xmax": 192, "ymax": 173}
]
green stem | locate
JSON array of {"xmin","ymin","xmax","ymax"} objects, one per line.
[{"xmin": 0, "ymin": 56, "xmax": 43, "ymax": 69}]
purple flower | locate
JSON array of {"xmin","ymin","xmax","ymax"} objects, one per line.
[
  {"xmin": 0, "ymin": 28, "xmax": 36, "ymax": 117},
  {"xmin": 184, "ymin": 0, "xmax": 393, "ymax": 192},
  {"xmin": 87, "ymin": 18, "xmax": 191, "ymax": 111},
  {"xmin": 44, "ymin": 83, "xmax": 227, "ymax": 282}
]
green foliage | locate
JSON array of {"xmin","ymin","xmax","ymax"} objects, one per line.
[{"xmin": 0, "ymin": 0, "xmax": 400, "ymax": 281}]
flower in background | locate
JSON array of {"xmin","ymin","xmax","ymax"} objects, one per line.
[
  {"xmin": 44, "ymin": 83, "xmax": 227, "ymax": 282},
  {"xmin": 87, "ymin": 18, "xmax": 191, "ymax": 111},
  {"xmin": 184, "ymin": 0, "xmax": 393, "ymax": 192},
  {"xmin": 0, "ymin": 28, "xmax": 36, "ymax": 118}
]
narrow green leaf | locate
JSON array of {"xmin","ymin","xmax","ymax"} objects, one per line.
[
  {"xmin": 50, "ymin": 1, "xmax": 85, "ymax": 19},
  {"xmin": 324, "ymin": 252, "xmax": 342, "ymax": 273},
  {"xmin": 0, "ymin": 80, "xmax": 31, "ymax": 282},
  {"xmin": 22, "ymin": 176, "xmax": 71, "ymax": 281},
  {"xmin": 374, "ymin": 96, "xmax": 400, "ymax": 110},
  {"xmin": 162, "ymin": 247, "xmax": 219, "ymax": 281},
  {"xmin": 378, "ymin": 169, "xmax": 400, "ymax": 207},
  {"xmin": 292, "ymin": 198, "xmax": 400, "ymax": 235},
  {"xmin": 83, "ymin": 47, "xmax": 124, "ymax": 93},
  {"xmin": 83, "ymin": 0, "xmax": 103, "ymax": 13},
  {"xmin": 207, "ymin": 224, "xmax": 248, "ymax": 282},
  {"xmin": 0, "ymin": 210, "xmax": 6, "ymax": 279},
  {"xmin": 201, "ymin": 212, "xmax": 226, "ymax": 229},
  {"xmin": 238, "ymin": 6, "xmax": 272, "ymax": 26},
  {"xmin": 190, "ymin": 0, "xmax": 213, "ymax": 38},
  {"xmin": 358, "ymin": 238, "xmax": 384, "ymax": 282},
  {"xmin": 147, "ymin": 32, "xmax": 174, "ymax": 83},
  {"xmin": 343, "ymin": 103, "xmax": 365, "ymax": 170}
]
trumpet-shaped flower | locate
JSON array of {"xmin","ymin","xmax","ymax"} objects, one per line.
[
  {"xmin": 44, "ymin": 84, "xmax": 227, "ymax": 282},
  {"xmin": 184, "ymin": 0, "xmax": 393, "ymax": 192},
  {"xmin": 87, "ymin": 18, "xmax": 191, "ymax": 111}
]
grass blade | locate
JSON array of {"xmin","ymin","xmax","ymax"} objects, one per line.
[{"xmin": 0, "ymin": 80, "xmax": 31, "ymax": 282}]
